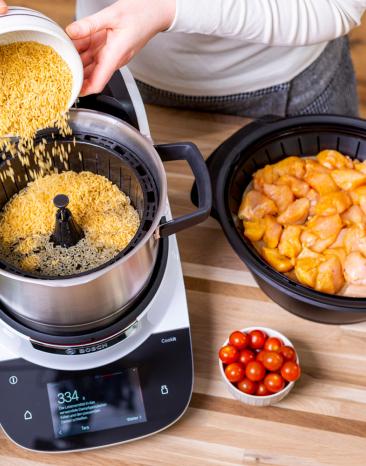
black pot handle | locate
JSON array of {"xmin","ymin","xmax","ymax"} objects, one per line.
[{"xmin": 155, "ymin": 142, "xmax": 212, "ymax": 237}]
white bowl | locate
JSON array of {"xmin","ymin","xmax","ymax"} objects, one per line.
[
  {"xmin": 0, "ymin": 6, "xmax": 83, "ymax": 112},
  {"xmin": 219, "ymin": 326, "xmax": 299, "ymax": 407}
]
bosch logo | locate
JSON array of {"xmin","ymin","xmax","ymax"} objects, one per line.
[
  {"xmin": 78, "ymin": 343, "xmax": 108, "ymax": 354},
  {"xmin": 65, "ymin": 348, "xmax": 77, "ymax": 355}
]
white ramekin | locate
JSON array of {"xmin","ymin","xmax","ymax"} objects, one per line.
[
  {"xmin": 219, "ymin": 326, "xmax": 299, "ymax": 407},
  {"xmin": 0, "ymin": 6, "xmax": 83, "ymax": 110}
]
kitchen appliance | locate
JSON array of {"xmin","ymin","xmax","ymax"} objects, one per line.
[
  {"xmin": 197, "ymin": 115, "xmax": 366, "ymax": 324},
  {"xmin": 0, "ymin": 67, "xmax": 212, "ymax": 452}
]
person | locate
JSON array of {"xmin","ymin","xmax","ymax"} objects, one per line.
[{"xmin": 1, "ymin": 1, "xmax": 366, "ymax": 117}]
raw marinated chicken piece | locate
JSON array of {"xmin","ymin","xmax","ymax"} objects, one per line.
[
  {"xmin": 315, "ymin": 191, "xmax": 351, "ymax": 216},
  {"xmin": 358, "ymin": 237, "xmax": 366, "ymax": 257},
  {"xmin": 261, "ymin": 247, "xmax": 294, "ymax": 272},
  {"xmin": 331, "ymin": 228, "xmax": 347, "ymax": 248},
  {"xmin": 278, "ymin": 225, "xmax": 302, "ymax": 259},
  {"xmin": 323, "ymin": 248, "xmax": 347, "ymax": 267},
  {"xmin": 341, "ymin": 205, "xmax": 366, "ymax": 225},
  {"xmin": 317, "ymin": 150, "xmax": 353, "ymax": 170},
  {"xmin": 301, "ymin": 229, "xmax": 337, "ymax": 253},
  {"xmin": 277, "ymin": 175, "xmax": 310, "ymax": 198},
  {"xmin": 306, "ymin": 189, "xmax": 319, "ymax": 216},
  {"xmin": 297, "ymin": 247, "xmax": 322, "ymax": 260},
  {"xmin": 331, "ymin": 169, "xmax": 366, "ymax": 191},
  {"xmin": 277, "ymin": 198, "xmax": 310, "ymax": 225},
  {"xmin": 262, "ymin": 215, "xmax": 282, "ymax": 248},
  {"xmin": 300, "ymin": 229, "xmax": 317, "ymax": 249},
  {"xmin": 305, "ymin": 159, "xmax": 330, "ymax": 174},
  {"xmin": 343, "ymin": 225, "xmax": 366, "ymax": 254},
  {"xmin": 349, "ymin": 185, "xmax": 366, "ymax": 204},
  {"xmin": 354, "ymin": 159, "xmax": 366, "ymax": 174},
  {"xmin": 263, "ymin": 183, "xmax": 294, "ymax": 212},
  {"xmin": 238, "ymin": 190, "xmax": 277, "ymax": 220},
  {"xmin": 315, "ymin": 255, "xmax": 344, "ymax": 294},
  {"xmin": 253, "ymin": 165, "xmax": 276, "ymax": 191},
  {"xmin": 295, "ymin": 256, "xmax": 321, "ymax": 288},
  {"xmin": 305, "ymin": 170, "xmax": 340, "ymax": 195},
  {"xmin": 344, "ymin": 252, "xmax": 366, "ymax": 285},
  {"xmin": 300, "ymin": 214, "xmax": 342, "ymax": 253},
  {"xmin": 272, "ymin": 156, "xmax": 305, "ymax": 179},
  {"xmin": 243, "ymin": 220, "xmax": 266, "ymax": 242},
  {"xmin": 307, "ymin": 214, "xmax": 343, "ymax": 240}
]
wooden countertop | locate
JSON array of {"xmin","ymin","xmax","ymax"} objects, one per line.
[{"xmin": 1, "ymin": 106, "xmax": 365, "ymax": 466}]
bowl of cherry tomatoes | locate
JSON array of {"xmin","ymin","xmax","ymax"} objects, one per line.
[{"xmin": 219, "ymin": 327, "xmax": 301, "ymax": 406}]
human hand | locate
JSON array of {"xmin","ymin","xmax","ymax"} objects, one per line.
[
  {"xmin": 0, "ymin": 1, "xmax": 8, "ymax": 14},
  {"xmin": 66, "ymin": 0, "xmax": 176, "ymax": 96}
]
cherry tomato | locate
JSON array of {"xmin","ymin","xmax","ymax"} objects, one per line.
[
  {"xmin": 262, "ymin": 351, "xmax": 284, "ymax": 372},
  {"xmin": 255, "ymin": 382, "xmax": 271, "ymax": 396},
  {"xmin": 264, "ymin": 373, "xmax": 286, "ymax": 393},
  {"xmin": 281, "ymin": 361, "xmax": 301, "ymax": 382},
  {"xmin": 239, "ymin": 349, "xmax": 255, "ymax": 366},
  {"xmin": 237, "ymin": 378, "xmax": 257, "ymax": 395},
  {"xmin": 245, "ymin": 361, "xmax": 266, "ymax": 382},
  {"xmin": 219, "ymin": 345, "xmax": 239, "ymax": 364},
  {"xmin": 264, "ymin": 337, "xmax": 283, "ymax": 353},
  {"xmin": 249, "ymin": 329, "xmax": 267, "ymax": 350},
  {"xmin": 225, "ymin": 363, "xmax": 244, "ymax": 382},
  {"xmin": 256, "ymin": 350, "xmax": 267, "ymax": 363},
  {"xmin": 280, "ymin": 345, "xmax": 297, "ymax": 362},
  {"xmin": 229, "ymin": 331, "xmax": 249, "ymax": 350}
]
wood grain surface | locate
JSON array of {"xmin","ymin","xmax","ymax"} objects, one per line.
[{"xmin": 1, "ymin": 2, "xmax": 366, "ymax": 465}]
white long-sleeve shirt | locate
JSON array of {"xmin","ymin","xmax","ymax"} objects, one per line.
[{"xmin": 77, "ymin": 0, "xmax": 366, "ymax": 96}]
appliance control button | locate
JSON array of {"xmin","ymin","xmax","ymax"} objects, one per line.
[
  {"xmin": 8, "ymin": 375, "xmax": 18, "ymax": 385},
  {"xmin": 24, "ymin": 410, "xmax": 33, "ymax": 421},
  {"xmin": 161, "ymin": 385, "xmax": 169, "ymax": 395}
]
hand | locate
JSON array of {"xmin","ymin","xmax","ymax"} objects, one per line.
[
  {"xmin": 66, "ymin": 0, "xmax": 176, "ymax": 96},
  {"xmin": 0, "ymin": 1, "xmax": 8, "ymax": 14}
]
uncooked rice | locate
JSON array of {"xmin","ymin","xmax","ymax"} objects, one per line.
[
  {"xmin": 0, "ymin": 171, "xmax": 141, "ymax": 276},
  {"xmin": 0, "ymin": 41, "xmax": 72, "ymax": 138}
]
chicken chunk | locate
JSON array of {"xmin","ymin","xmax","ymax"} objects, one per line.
[
  {"xmin": 354, "ymin": 159, "xmax": 366, "ymax": 174},
  {"xmin": 238, "ymin": 190, "xmax": 277, "ymax": 220},
  {"xmin": 243, "ymin": 220, "xmax": 266, "ymax": 242},
  {"xmin": 323, "ymin": 248, "xmax": 347, "ymax": 267},
  {"xmin": 349, "ymin": 185, "xmax": 366, "ymax": 204},
  {"xmin": 272, "ymin": 156, "xmax": 305, "ymax": 179},
  {"xmin": 263, "ymin": 183, "xmax": 294, "ymax": 213},
  {"xmin": 277, "ymin": 198, "xmax": 310, "ymax": 225},
  {"xmin": 344, "ymin": 252, "xmax": 366, "ymax": 285},
  {"xmin": 306, "ymin": 188, "xmax": 319, "ymax": 216},
  {"xmin": 277, "ymin": 175, "xmax": 310, "ymax": 198},
  {"xmin": 295, "ymin": 256, "xmax": 321, "ymax": 288},
  {"xmin": 343, "ymin": 225, "xmax": 366, "ymax": 254},
  {"xmin": 262, "ymin": 215, "xmax": 282, "ymax": 248},
  {"xmin": 341, "ymin": 205, "xmax": 366, "ymax": 226},
  {"xmin": 261, "ymin": 247, "xmax": 294, "ymax": 272},
  {"xmin": 305, "ymin": 171, "xmax": 340, "ymax": 195},
  {"xmin": 278, "ymin": 225, "xmax": 302, "ymax": 259},
  {"xmin": 331, "ymin": 228, "xmax": 347, "ymax": 248},
  {"xmin": 315, "ymin": 191, "xmax": 351, "ymax": 216},
  {"xmin": 253, "ymin": 165, "xmax": 276, "ymax": 191},
  {"xmin": 315, "ymin": 255, "xmax": 345, "ymax": 294},
  {"xmin": 301, "ymin": 229, "xmax": 337, "ymax": 253},
  {"xmin": 331, "ymin": 169, "xmax": 366, "ymax": 191},
  {"xmin": 317, "ymin": 150, "xmax": 353, "ymax": 170},
  {"xmin": 307, "ymin": 214, "xmax": 343, "ymax": 240}
]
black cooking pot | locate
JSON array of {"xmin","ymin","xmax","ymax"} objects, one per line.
[{"xmin": 194, "ymin": 115, "xmax": 366, "ymax": 324}]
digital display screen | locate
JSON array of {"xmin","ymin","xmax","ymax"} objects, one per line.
[{"xmin": 47, "ymin": 368, "xmax": 147, "ymax": 438}]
